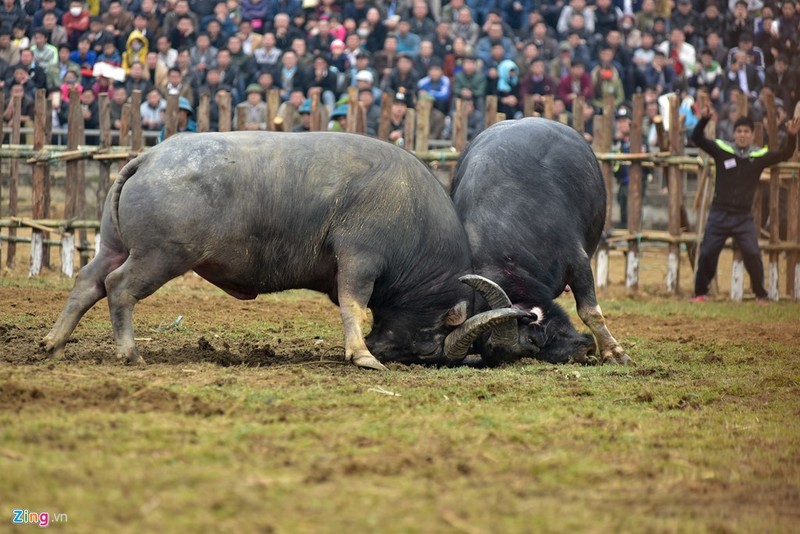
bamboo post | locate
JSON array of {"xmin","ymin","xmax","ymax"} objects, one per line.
[
  {"xmin": 626, "ymin": 94, "xmax": 644, "ymax": 292},
  {"xmin": 573, "ymin": 96, "xmax": 585, "ymax": 136},
  {"xmin": 593, "ymin": 112, "xmax": 610, "ymax": 290},
  {"xmin": 218, "ymin": 91, "xmax": 232, "ymax": 132},
  {"xmin": 6, "ymin": 94, "xmax": 21, "ymax": 268},
  {"xmin": 346, "ymin": 87, "xmax": 358, "ymax": 133},
  {"xmin": 130, "ymin": 90, "xmax": 142, "ymax": 153},
  {"xmin": 484, "ymin": 95, "xmax": 498, "ymax": 128},
  {"xmin": 523, "ymin": 94, "xmax": 535, "ymax": 118},
  {"xmin": 273, "ymin": 116, "xmax": 285, "ymax": 131},
  {"xmin": 64, "ymin": 88, "xmax": 84, "ymax": 277},
  {"xmin": 197, "ymin": 93, "xmax": 210, "ymax": 133},
  {"xmin": 765, "ymin": 97, "xmax": 780, "ymax": 301},
  {"xmin": 96, "ymin": 93, "xmax": 110, "ymax": 256},
  {"xmin": 119, "ymin": 102, "xmax": 131, "ymax": 147},
  {"xmin": 30, "ymin": 89, "xmax": 48, "ymax": 276},
  {"xmin": 267, "ymin": 89, "xmax": 280, "ymax": 131},
  {"xmin": 666, "ymin": 93, "xmax": 682, "ymax": 294},
  {"xmin": 415, "ymin": 99, "xmax": 430, "ymax": 153},
  {"xmin": 309, "ymin": 90, "xmax": 321, "ymax": 132},
  {"xmin": 452, "ymin": 98, "xmax": 468, "ymax": 152},
  {"xmin": 543, "ymin": 95, "xmax": 554, "ymax": 120},
  {"xmin": 163, "ymin": 94, "xmax": 177, "ymax": 139},
  {"xmin": 236, "ymin": 102, "xmax": 248, "ymax": 131},
  {"xmin": 377, "ymin": 92, "xmax": 392, "ymax": 141},
  {"xmin": 404, "ymin": 108, "xmax": 416, "ymax": 151}
]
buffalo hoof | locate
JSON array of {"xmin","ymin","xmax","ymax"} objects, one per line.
[
  {"xmin": 568, "ymin": 353, "xmax": 599, "ymax": 366},
  {"xmin": 601, "ymin": 346, "xmax": 634, "ymax": 365},
  {"xmin": 352, "ymin": 353, "xmax": 388, "ymax": 371},
  {"xmin": 40, "ymin": 336, "xmax": 66, "ymax": 360},
  {"xmin": 118, "ymin": 348, "xmax": 146, "ymax": 365}
]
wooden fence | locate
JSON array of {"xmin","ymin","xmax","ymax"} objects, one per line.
[{"xmin": 1, "ymin": 88, "xmax": 798, "ymax": 300}]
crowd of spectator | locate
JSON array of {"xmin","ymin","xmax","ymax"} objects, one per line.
[{"xmin": 0, "ymin": 0, "xmax": 798, "ymax": 145}]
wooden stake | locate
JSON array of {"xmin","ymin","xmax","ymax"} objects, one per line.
[
  {"xmin": 666, "ymin": 94, "xmax": 682, "ymax": 294},
  {"xmin": 197, "ymin": 93, "xmax": 210, "ymax": 133},
  {"xmin": 30, "ymin": 89, "xmax": 49, "ymax": 276},
  {"xmin": 404, "ymin": 108, "xmax": 416, "ymax": 151},
  {"xmin": 218, "ymin": 91, "xmax": 232, "ymax": 132},
  {"xmin": 130, "ymin": 90, "xmax": 143, "ymax": 153},
  {"xmin": 484, "ymin": 95, "xmax": 498, "ymax": 128},
  {"xmin": 119, "ymin": 102, "xmax": 131, "ymax": 147},
  {"xmin": 346, "ymin": 87, "xmax": 358, "ymax": 133},
  {"xmin": 765, "ymin": 96, "xmax": 780, "ymax": 301},
  {"xmin": 452, "ymin": 98, "xmax": 468, "ymax": 153},
  {"xmin": 7, "ymin": 94, "xmax": 21, "ymax": 268},
  {"xmin": 415, "ymin": 99, "xmax": 430, "ymax": 153},
  {"xmin": 626, "ymin": 94, "xmax": 644, "ymax": 292},
  {"xmin": 543, "ymin": 95, "xmax": 554, "ymax": 120},
  {"xmin": 267, "ymin": 89, "xmax": 280, "ymax": 131},
  {"xmin": 573, "ymin": 96, "xmax": 585, "ymax": 136},
  {"xmin": 236, "ymin": 102, "xmax": 248, "ymax": 131},
  {"xmin": 97, "ymin": 93, "xmax": 111, "ymax": 220},
  {"xmin": 377, "ymin": 92, "xmax": 392, "ymax": 141}
]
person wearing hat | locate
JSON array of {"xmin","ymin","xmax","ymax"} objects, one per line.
[
  {"xmin": 292, "ymin": 97, "xmax": 313, "ymax": 132},
  {"xmin": 385, "ymin": 53, "xmax": 419, "ymax": 108},
  {"xmin": 159, "ymin": 95, "xmax": 196, "ymax": 141},
  {"xmin": 328, "ymin": 103, "xmax": 349, "ymax": 131},
  {"xmin": 354, "ymin": 68, "xmax": 382, "ymax": 101},
  {"xmin": 388, "ymin": 91, "xmax": 409, "ymax": 145},
  {"xmin": 234, "ymin": 83, "xmax": 269, "ymax": 130}
]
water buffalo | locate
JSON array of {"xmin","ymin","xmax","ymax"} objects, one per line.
[
  {"xmin": 42, "ymin": 132, "xmax": 526, "ymax": 369},
  {"xmin": 451, "ymin": 118, "xmax": 632, "ymax": 365}
]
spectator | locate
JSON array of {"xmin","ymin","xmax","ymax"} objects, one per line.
[
  {"xmin": 697, "ymin": 2, "xmax": 727, "ymax": 49},
  {"xmin": 170, "ymin": 15, "xmax": 197, "ymax": 50},
  {"xmin": 240, "ymin": 0, "xmax": 269, "ymax": 31},
  {"xmin": 636, "ymin": 0, "xmax": 658, "ymax": 35},
  {"xmin": 565, "ymin": 30, "xmax": 592, "ymax": 66},
  {"xmin": 237, "ymin": 20, "xmax": 261, "ymax": 56},
  {"xmin": 440, "ymin": 0, "xmax": 468, "ymax": 24},
  {"xmin": 385, "ymin": 53, "xmax": 419, "ymax": 106},
  {"xmin": 432, "ymin": 21, "xmax": 454, "ymax": 60},
  {"xmin": 705, "ymin": 30, "xmax": 728, "ymax": 67},
  {"xmin": 159, "ymin": 95, "xmax": 196, "ymax": 140},
  {"xmin": 409, "ymin": 1, "xmax": 436, "ymax": 41},
  {"xmin": 125, "ymin": 61, "xmax": 154, "ymax": 95},
  {"xmin": 725, "ymin": 33, "xmax": 765, "ymax": 82},
  {"xmin": 514, "ymin": 41, "xmax": 539, "ymax": 73},
  {"xmin": 372, "ymin": 35, "xmax": 400, "ymax": 86},
  {"xmin": 254, "ymin": 70, "xmax": 276, "ymax": 94},
  {"xmin": 725, "ymin": 0, "xmax": 751, "ymax": 48},
  {"xmin": 414, "ymin": 39, "xmax": 437, "ymax": 76},
  {"xmin": 277, "ymin": 49, "xmax": 310, "ymax": 100},
  {"xmin": 475, "ymin": 22, "xmax": 513, "ymax": 65},
  {"xmin": 102, "ymin": 0, "xmax": 134, "ymax": 49},
  {"xmin": 227, "ymin": 35, "xmax": 256, "ymax": 82},
  {"xmin": 644, "ymin": 48, "xmax": 677, "ymax": 95},
  {"xmin": 201, "ymin": 2, "xmax": 237, "ymax": 40},
  {"xmin": 254, "ymin": 31, "xmax": 281, "ymax": 71},
  {"xmin": 309, "ymin": 17, "xmax": 335, "ymax": 56},
  {"xmin": 269, "ymin": 0, "xmax": 302, "ymax": 25},
  {"xmin": 632, "ymin": 31, "xmax": 656, "ymax": 91},
  {"xmin": 79, "ymin": 87, "xmax": 99, "ymax": 136},
  {"xmin": 140, "ymin": 86, "xmax": 166, "ymax": 130},
  {"xmin": 164, "ymin": 66, "xmax": 195, "ymax": 105},
  {"xmin": 0, "ymin": 25, "xmax": 21, "ymax": 67},
  {"xmin": 344, "ymin": 0, "xmax": 372, "ymax": 25},
  {"xmin": 11, "ymin": 21, "xmax": 29, "ymax": 50},
  {"xmin": 395, "ymin": 18, "xmax": 421, "ymax": 57},
  {"xmin": 309, "ymin": 54, "xmax": 338, "ymax": 109},
  {"xmin": 291, "ymin": 37, "xmax": 314, "ymax": 71},
  {"xmin": 387, "ymin": 91, "xmax": 408, "ymax": 146},
  {"xmin": 556, "ymin": 0, "xmax": 595, "ymax": 39},
  {"xmin": 723, "ymin": 48, "xmax": 761, "ymax": 102},
  {"xmin": 716, "ymin": 102, "xmax": 739, "ymax": 141},
  {"xmin": 766, "ymin": 55, "xmax": 797, "ymax": 112},
  {"xmin": 55, "ymin": 68, "xmax": 83, "ymax": 124},
  {"xmin": 214, "ymin": 48, "xmax": 243, "ymax": 101},
  {"xmin": 520, "ymin": 58, "xmax": 556, "ymax": 114},
  {"xmin": 773, "ymin": 0, "xmax": 799, "ymax": 59},
  {"xmin": 162, "ymin": 0, "xmax": 198, "ymax": 39},
  {"xmin": 137, "ymin": 0, "xmax": 161, "ymax": 38},
  {"xmin": 557, "ymin": 60, "xmax": 592, "ymax": 111},
  {"xmin": 670, "ymin": 0, "xmax": 699, "ymax": 48},
  {"xmin": 550, "ymin": 41, "xmax": 573, "ymax": 81},
  {"xmin": 453, "ymin": 54, "xmax": 486, "ymax": 107},
  {"xmin": 492, "ymin": 58, "xmax": 520, "ymax": 118},
  {"xmin": 594, "ymin": 0, "xmax": 621, "ymax": 40},
  {"xmin": 689, "ymin": 48, "xmax": 723, "ymax": 104},
  {"xmin": 122, "ymin": 30, "xmax": 149, "ymax": 72},
  {"xmin": 32, "ymin": 27, "xmax": 59, "ymax": 70},
  {"xmin": 658, "ymin": 27, "xmax": 696, "ymax": 81},
  {"xmin": 49, "ymin": 43, "xmax": 79, "ymax": 87},
  {"xmin": 39, "ymin": 10, "xmax": 68, "ymax": 48},
  {"xmin": 234, "ymin": 83, "xmax": 268, "ymax": 129},
  {"xmin": 590, "ymin": 47, "xmax": 624, "ymax": 109},
  {"xmin": 144, "ymin": 50, "xmax": 167, "ymax": 90},
  {"xmin": 272, "ymin": 13, "xmax": 302, "ymax": 51},
  {"xmin": 450, "ymin": 7, "xmax": 480, "ymax": 50},
  {"xmin": 418, "ymin": 60, "xmax": 450, "ymax": 114},
  {"xmin": 96, "ymin": 38, "xmax": 122, "ymax": 66},
  {"xmin": 3, "ymin": 82, "xmax": 35, "ymax": 124},
  {"xmin": 18, "ymin": 48, "xmax": 50, "ymax": 90},
  {"xmin": 155, "ymin": 35, "xmax": 178, "ymax": 69},
  {"xmin": 0, "ymin": 0, "xmax": 26, "ymax": 31},
  {"xmin": 106, "ymin": 94, "xmax": 129, "ymax": 133},
  {"xmin": 526, "ymin": 21, "xmax": 558, "ymax": 62},
  {"xmin": 363, "ymin": 7, "xmax": 388, "ymax": 53},
  {"xmin": 357, "ymin": 87, "xmax": 380, "ymax": 135}
]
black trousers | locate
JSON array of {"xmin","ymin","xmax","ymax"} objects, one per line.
[{"xmin": 695, "ymin": 209, "xmax": 767, "ymax": 298}]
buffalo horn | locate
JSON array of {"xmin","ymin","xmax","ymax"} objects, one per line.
[
  {"xmin": 459, "ymin": 274, "xmax": 518, "ymax": 348},
  {"xmin": 443, "ymin": 308, "xmax": 529, "ymax": 361}
]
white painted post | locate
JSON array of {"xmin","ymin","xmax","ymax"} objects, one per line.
[
  {"xmin": 61, "ymin": 233, "xmax": 74, "ymax": 278},
  {"xmin": 768, "ymin": 260, "xmax": 779, "ymax": 301},
  {"xmin": 666, "ymin": 250, "xmax": 679, "ymax": 293},
  {"xmin": 730, "ymin": 258, "xmax": 745, "ymax": 302},
  {"xmin": 626, "ymin": 249, "xmax": 639, "ymax": 290},
  {"xmin": 29, "ymin": 232, "xmax": 43, "ymax": 277},
  {"xmin": 596, "ymin": 248, "xmax": 609, "ymax": 290}
]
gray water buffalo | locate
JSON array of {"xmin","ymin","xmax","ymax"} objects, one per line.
[
  {"xmin": 451, "ymin": 118, "xmax": 631, "ymax": 365},
  {"xmin": 42, "ymin": 132, "xmax": 526, "ymax": 369}
]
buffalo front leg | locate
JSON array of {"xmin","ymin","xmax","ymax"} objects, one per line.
[
  {"xmin": 337, "ymin": 262, "xmax": 387, "ymax": 371},
  {"xmin": 41, "ymin": 251, "xmax": 125, "ymax": 359},
  {"xmin": 571, "ymin": 258, "xmax": 633, "ymax": 365}
]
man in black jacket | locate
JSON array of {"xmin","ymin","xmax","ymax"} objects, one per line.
[{"xmin": 691, "ymin": 104, "xmax": 800, "ymax": 302}]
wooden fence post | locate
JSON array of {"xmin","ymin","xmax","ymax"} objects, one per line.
[
  {"xmin": 6, "ymin": 94, "xmax": 22, "ymax": 268},
  {"xmin": 543, "ymin": 95, "xmax": 554, "ymax": 120},
  {"xmin": 765, "ymin": 97, "xmax": 780, "ymax": 301},
  {"xmin": 346, "ymin": 87, "xmax": 358, "ymax": 133},
  {"xmin": 310, "ymin": 90, "xmax": 322, "ymax": 132},
  {"xmin": 63, "ymin": 88, "xmax": 84, "ymax": 277},
  {"xmin": 30, "ymin": 89, "xmax": 49, "ymax": 276},
  {"xmin": 666, "ymin": 94, "xmax": 683, "ymax": 294},
  {"xmin": 573, "ymin": 96, "xmax": 585, "ymax": 137},
  {"xmin": 164, "ymin": 94, "xmax": 177, "ymax": 139},
  {"xmin": 484, "ymin": 95, "xmax": 498, "ymax": 128},
  {"xmin": 119, "ymin": 102, "xmax": 131, "ymax": 147},
  {"xmin": 130, "ymin": 90, "xmax": 142, "ymax": 153},
  {"xmin": 626, "ymin": 94, "xmax": 644, "ymax": 292},
  {"xmin": 267, "ymin": 89, "xmax": 280, "ymax": 131},
  {"xmin": 593, "ymin": 113, "xmax": 609, "ymax": 290},
  {"xmin": 452, "ymin": 98, "xmax": 468, "ymax": 152},
  {"xmin": 415, "ymin": 99, "xmax": 430, "ymax": 153},
  {"xmin": 404, "ymin": 108, "xmax": 416, "ymax": 151},
  {"xmin": 236, "ymin": 102, "xmax": 248, "ymax": 131},
  {"xmin": 197, "ymin": 93, "xmax": 210, "ymax": 133},
  {"xmin": 377, "ymin": 92, "xmax": 392, "ymax": 141},
  {"xmin": 218, "ymin": 91, "xmax": 232, "ymax": 132},
  {"xmin": 523, "ymin": 94, "xmax": 536, "ymax": 118}
]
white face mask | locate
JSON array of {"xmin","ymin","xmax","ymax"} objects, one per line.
[{"xmin": 70, "ymin": 7, "xmax": 82, "ymax": 16}]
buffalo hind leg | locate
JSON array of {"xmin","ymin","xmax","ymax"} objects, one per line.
[
  {"xmin": 571, "ymin": 259, "xmax": 633, "ymax": 365},
  {"xmin": 105, "ymin": 253, "xmax": 186, "ymax": 364},
  {"xmin": 337, "ymin": 260, "xmax": 387, "ymax": 371},
  {"xmin": 41, "ymin": 250, "xmax": 126, "ymax": 359}
]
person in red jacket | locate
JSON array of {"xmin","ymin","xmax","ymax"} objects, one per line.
[
  {"xmin": 691, "ymin": 103, "xmax": 800, "ymax": 303},
  {"xmin": 62, "ymin": 0, "xmax": 90, "ymax": 49},
  {"xmin": 557, "ymin": 61, "xmax": 592, "ymax": 111}
]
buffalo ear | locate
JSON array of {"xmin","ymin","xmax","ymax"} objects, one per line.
[{"xmin": 443, "ymin": 301, "xmax": 468, "ymax": 327}]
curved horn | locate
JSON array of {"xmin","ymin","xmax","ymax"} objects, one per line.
[
  {"xmin": 459, "ymin": 275, "xmax": 512, "ymax": 308},
  {"xmin": 459, "ymin": 274, "xmax": 518, "ymax": 348},
  {"xmin": 444, "ymin": 308, "xmax": 529, "ymax": 362}
]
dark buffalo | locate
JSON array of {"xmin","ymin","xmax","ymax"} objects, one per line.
[
  {"xmin": 451, "ymin": 118, "xmax": 631, "ymax": 365},
  {"xmin": 42, "ymin": 132, "xmax": 525, "ymax": 369}
]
